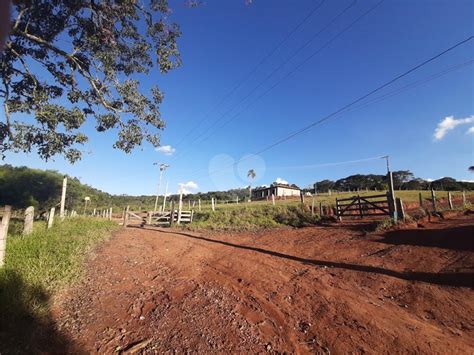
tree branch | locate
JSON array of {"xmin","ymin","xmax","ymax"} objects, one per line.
[{"xmin": 13, "ymin": 29, "xmax": 121, "ymax": 113}]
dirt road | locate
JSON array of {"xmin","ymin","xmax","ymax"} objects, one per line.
[{"xmin": 54, "ymin": 214, "xmax": 474, "ymax": 353}]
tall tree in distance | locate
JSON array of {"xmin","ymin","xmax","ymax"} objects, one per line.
[
  {"xmin": 247, "ymin": 169, "xmax": 256, "ymax": 202},
  {"xmin": 1, "ymin": 0, "xmax": 181, "ymax": 163}
]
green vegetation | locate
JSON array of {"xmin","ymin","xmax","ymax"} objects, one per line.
[
  {"xmin": 0, "ymin": 164, "xmax": 114, "ymax": 212},
  {"xmin": 2, "ymin": 164, "xmax": 472, "ymax": 216},
  {"xmin": 188, "ymin": 205, "xmax": 319, "ymax": 231},
  {"xmin": 194, "ymin": 190, "xmax": 474, "ymax": 212},
  {"xmin": 312, "ymin": 171, "xmax": 474, "ymax": 192},
  {"xmin": 2, "ymin": 2, "xmax": 181, "ymax": 163},
  {"xmin": 0, "ymin": 218, "xmax": 117, "ymax": 353}
]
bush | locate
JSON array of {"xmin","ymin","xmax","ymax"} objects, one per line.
[{"xmin": 188, "ymin": 205, "xmax": 319, "ymax": 231}]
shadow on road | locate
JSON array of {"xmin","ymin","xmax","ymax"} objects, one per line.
[
  {"xmin": 377, "ymin": 224, "xmax": 474, "ymax": 252},
  {"xmin": 132, "ymin": 226, "xmax": 473, "ymax": 289},
  {"xmin": 0, "ymin": 269, "xmax": 77, "ymax": 354}
]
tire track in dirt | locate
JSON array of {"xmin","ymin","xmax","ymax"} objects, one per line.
[{"xmin": 54, "ymin": 215, "xmax": 474, "ymax": 353}]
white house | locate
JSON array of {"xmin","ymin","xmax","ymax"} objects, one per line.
[{"xmin": 251, "ymin": 182, "xmax": 301, "ymax": 200}]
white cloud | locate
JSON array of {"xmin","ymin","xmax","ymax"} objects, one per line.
[
  {"xmin": 433, "ymin": 115, "xmax": 474, "ymax": 141},
  {"xmin": 467, "ymin": 127, "xmax": 474, "ymax": 135},
  {"xmin": 275, "ymin": 177, "xmax": 288, "ymax": 184},
  {"xmin": 178, "ymin": 181, "xmax": 198, "ymax": 194},
  {"xmin": 156, "ymin": 145, "xmax": 176, "ymax": 155}
]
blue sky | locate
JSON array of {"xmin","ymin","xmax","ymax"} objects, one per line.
[{"xmin": 4, "ymin": 0, "xmax": 474, "ymax": 195}]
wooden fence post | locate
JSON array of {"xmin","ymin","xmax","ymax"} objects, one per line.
[
  {"xmin": 170, "ymin": 201, "xmax": 175, "ymax": 227},
  {"xmin": 462, "ymin": 191, "xmax": 466, "ymax": 207},
  {"xmin": 387, "ymin": 170, "xmax": 397, "ymax": 222},
  {"xmin": 448, "ymin": 192, "xmax": 453, "ymax": 210},
  {"xmin": 311, "ymin": 197, "xmax": 315, "ymax": 216},
  {"xmin": 48, "ymin": 207, "xmax": 55, "ymax": 229},
  {"xmin": 198, "ymin": 199, "xmax": 201, "ymax": 212},
  {"xmin": 23, "ymin": 206, "xmax": 34, "ymax": 235},
  {"xmin": 211, "ymin": 198, "xmax": 215, "ymax": 212},
  {"xmin": 60, "ymin": 176, "xmax": 67, "ymax": 221},
  {"xmin": 177, "ymin": 192, "xmax": 183, "ymax": 224},
  {"xmin": 272, "ymin": 194, "xmax": 275, "ymax": 206},
  {"xmin": 431, "ymin": 189, "xmax": 437, "ymax": 212},
  {"xmin": 419, "ymin": 192, "xmax": 423, "ymax": 208},
  {"xmin": 300, "ymin": 192, "xmax": 304, "ymax": 205},
  {"xmin": 319, "ymin": 202, "xmax": 323, "ymax": 217},
  {"xmin": 123, "ymin": 206, "xmax": 129, "ymax": 227},
  {"xmin": 396, "ymin": 198, "xmax": 405, "ymax": 221},
  {"xmin": 0, "ymin": 205, "xmax": 12, "ymax": 267},
  {"xmin": 93, "ymin": 208, "xmax": 96, "ymax": 216}
]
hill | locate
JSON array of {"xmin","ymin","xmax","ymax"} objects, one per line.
[{"xmin": 1, "ymin": 165, "xmax": 472, "ymax": 213}]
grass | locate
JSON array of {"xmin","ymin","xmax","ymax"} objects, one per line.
[
  {"xmin": 174, "ymin": 190, "xmax": 474, "ymax": 213},
  {"xmin": 0, "ymin": 217, "xmax": 118, "ymax": 353},
  {"xmin": 187, "ymin": 204, "xmax": 319, "ymax": 231},
  {"xmin": 183, "ymin": 190, "xmax": 473, "ymax": 231}
]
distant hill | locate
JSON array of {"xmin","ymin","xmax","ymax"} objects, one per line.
[
  {"xmin": 1, "ymin": 165, "xmax": 472, "ymax": 212},
  {"xmin": 0, "ymin": 165, "xmax": 248, "ymax": 212},
  {"xmin": 0, "ymin": 165, "xmax": 115, "ymax": 212},
  {"xmin": 312, "ymin": 171, "xmax": 474, "ymax": 193}
]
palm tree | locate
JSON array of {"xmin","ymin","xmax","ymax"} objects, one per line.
[{"xmin": 247, "ymin": 169, "xmax": 256, "ymax": 202}]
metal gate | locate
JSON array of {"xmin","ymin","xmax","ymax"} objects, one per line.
[{"xmin": 336, "ymin": 193, "xmax": 392, "ymax": 220}]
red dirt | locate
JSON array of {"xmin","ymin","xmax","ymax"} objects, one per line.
[{"xmin": 54, "ymin": 214, "xmax": 474, "ymax": 353}]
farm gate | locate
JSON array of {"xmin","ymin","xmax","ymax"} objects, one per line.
[
  {"xmin": 123, "ymin": 208, "xmax": 194, "ymax": 227},
  {"xmin": 335, "ymin": 193, "xmax": 393, "ymax": 220}
]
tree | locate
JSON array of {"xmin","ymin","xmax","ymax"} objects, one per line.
[
  {"xmin": 392, "ymin": 170, "xmax": 415, "ymax": 190},
  {"xmin": 404, "ymin": 178, "xmax": 429, "ymax": 191},
  {"xmin": 314, "ymin": 179, "xmax": 335, "ymax": 193},
  {"xmin": 247, "ymin": 169, "xmax": 256, "ymax": 201},
  {"xmin": 431, "ymin": 177, "xmax": 462, "ymax": 191},
  {"xmin": 1, "ymin": 0, "xmax": 181, "ymax": 163}
]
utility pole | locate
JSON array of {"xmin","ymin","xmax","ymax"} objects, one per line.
[
  {"xmin": 153, "ymin": 163, "xmax": 170, "ymax": 213},
  {"xmin": 382, "ymin": 156, "xmax": 397, "ymax": 222}
]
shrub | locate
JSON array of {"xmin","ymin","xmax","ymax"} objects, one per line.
[{"xmin": 188, "ymin": 205, "xmax": 319, "ymax": 231}]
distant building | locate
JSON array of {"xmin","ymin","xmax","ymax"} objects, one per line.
[{"xmin": 251, "ymin": 182, "xmax": 301, "ymax": 200}]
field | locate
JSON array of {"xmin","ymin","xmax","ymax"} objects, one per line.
[{"xmin": 180, "ymin": 190, "xmax": 473, "ymax": 212}]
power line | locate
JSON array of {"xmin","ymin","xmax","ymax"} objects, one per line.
[
  {"xmin": 171, "ymin": 0, "xmax": 382, "ymax": 163},
  {"xmin": 172, "ymin": 0, "xmax": 327, "ymax": 149},
  {"xmin": 334, "ymin": 59, "xmax": 474, "ymax": 118},
  {"xmin": 182, "ymin": 37, "xmax": 473, "ymax": 181},
  {"xmin": 254, "ymin": 35, "xmax": 474, "ymax": 156},
  {"xmin": 182, "ymin": 1, "xmax": 357, "ymax": 144},
  {"xmin": 270, "ymin": 155, "xmax": 387, "ymax": 170}
]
